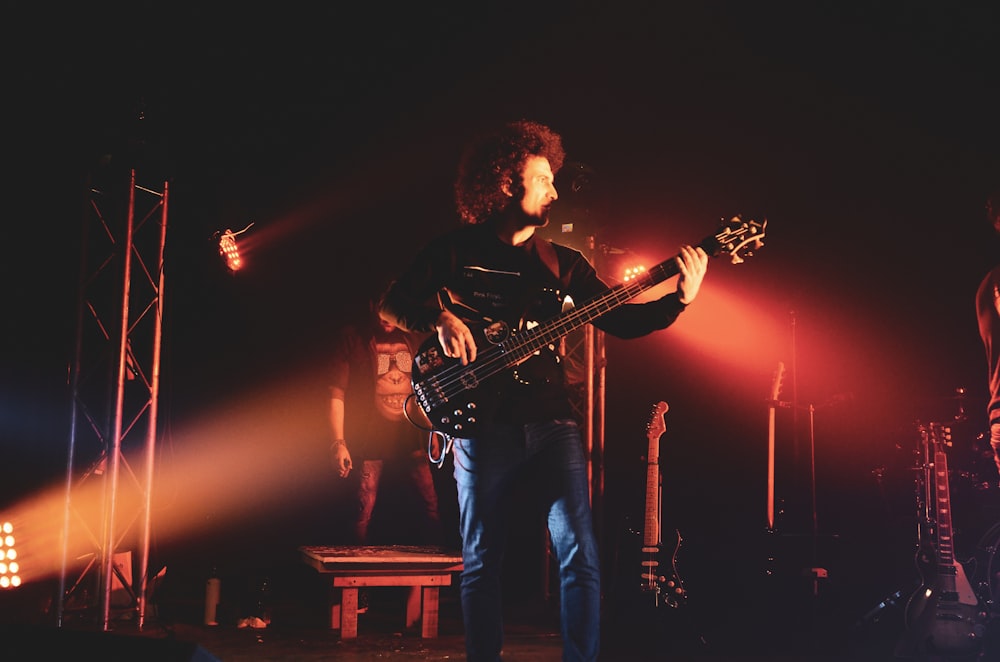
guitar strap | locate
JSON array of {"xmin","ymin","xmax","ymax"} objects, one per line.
[
  {"xmin": 533, "ymin": 236, "xmax": 565, "ymax": 286},
  {"xmin": 434, "ymin": 236, "xmax": 563, "ymax": 323}
]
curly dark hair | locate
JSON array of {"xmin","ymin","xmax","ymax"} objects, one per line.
[{"xmin": 454, "ymin": 120, "xmax": 566, "ymax": 225}]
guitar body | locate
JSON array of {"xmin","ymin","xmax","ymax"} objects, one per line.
[
  {"xmin": 905, "ymin": 563, "xmax": 983, "ymax": 656},
  {"xmin": 411, "ymin": 305, "xmax": 564, "ymax": 437},
  {"xmin": 604, "ymin": 526, "xmax": 703, "ymax": 656},
  {"xmin": 638, "ymin": 527, "xmax": 687, "ymax": 609}
]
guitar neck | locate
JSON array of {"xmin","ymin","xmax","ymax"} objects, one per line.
[
  {"xmin": 934, "ymin": 450, "xmax": 956, "ymax": 565},
  {"xmin": 506, "ymin": 257, "xmax": 680, "ymax": 366},
  {"xmin": 499, "ymin": 224, "xmax": 751, "ymax": 368},
  {"xmin": 642, "ymin": 402, "xmax": 667, "ymax": 548},
  {"xmin": 644, "ymin": 450, "xmax": 660, "ymax": 547}
]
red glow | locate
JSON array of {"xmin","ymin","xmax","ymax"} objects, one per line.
[{"xmin": 665, "ymin": 283, "xmax": 787, "ymax": 379}]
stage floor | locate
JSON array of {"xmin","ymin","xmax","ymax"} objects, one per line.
[{"xmin": 0, "ymin": 556, "xmax": 928, "ymax": 661}]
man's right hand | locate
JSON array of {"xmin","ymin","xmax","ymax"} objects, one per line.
[{"xmin": 435, "ymin": 309, "xmax": 477, "ymax": 365}]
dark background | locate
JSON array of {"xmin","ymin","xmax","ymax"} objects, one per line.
[{"xmin": 4, "ymin": 0, "xmax": 1000, "ymax": 638}]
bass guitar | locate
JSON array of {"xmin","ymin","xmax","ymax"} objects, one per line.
[
  {"xmin": 902, "ymin": 421, "xmax": 986, "ymax": 657},
  {"xmin": 641, "ymin": 400, "xmax": 687, "ymax": 608},
  {"xmin": 411, "ymin": 216, "xmax": 766, "ymax": 437}
]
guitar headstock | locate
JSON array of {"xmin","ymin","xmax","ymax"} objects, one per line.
[
  {"xmin": 647, "ymin": 401, "xmax": 668, "ymax": 441},
  {"xmin": 917, "ymin": 420, "xmax": 954, "ymax": 460},
  {"xmin": 770, "ymin": 361, "xmax": 786, "ymax": 403},
  {"xmin": 927, "ymin": 421, "xmax": 953, "ymax": 452},
  {"xmin": 710, "ymin": 215, "xmax": 767, "ymax": 265}
]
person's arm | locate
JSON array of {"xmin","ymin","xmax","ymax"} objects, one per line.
[
  {"xmin": 566, "ymin": 244, "xmax": 708, "ymax": 339},
  {"xmin": 980, "ymin": 271, "xmax": 1000, "ymax": 475},
  {"xmin": 329, "ymin": 386, "xmax": 353, "ymax": 477},
  {"xmin": 379, "ymin": 234, "xmax": 479, "ymax": 364},
  {"xmin": 990, "ymin": 423, "xmax": 1000, "ymax": 476},
  {"xmin": 991, "ymin": 274, "xmax": 1000, "ymax": 475},
  {"xmin": 379, "ymin": 235, "xmax": 455, "ymax": 334}
]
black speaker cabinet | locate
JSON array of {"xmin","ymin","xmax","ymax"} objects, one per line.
[{"xmin": 0, "ymin": 624, "xmax": 221, "ymax": 661}]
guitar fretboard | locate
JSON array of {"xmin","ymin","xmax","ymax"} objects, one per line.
[
  {"xmin": 934, "ymin": 450, "xmax": 956, "ymax": 566},
  {"xmin": 643, "ymin": 401, "xmax": 667, "ymax": 548},
  {"xmin": 927, "ymin": 421, "xmax": 956, "ymax": 566}
]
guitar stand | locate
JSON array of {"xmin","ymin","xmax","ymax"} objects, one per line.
[
  {"xmin": 765, "ymin": 349, "xmax": 829, "ymax": 602},
  {"xmin": 767, "ymin": 389, "xmax": 830, "ymax": 603},
  {"xmin": 852, "ymin": 586, "xmax": 910, "ymax": 633}
]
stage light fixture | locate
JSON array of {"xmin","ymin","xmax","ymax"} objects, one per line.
[
  {"xmin": 0, "ymin": 521, "xmax": 20, "ymax": 588},
  {"xmin": 219, "ymin": 231, "xmax": 241, "ymax": 271},
  {"xmin": 622, "ymin": 264, "xmax": 646, "ymax": 282},
  {"xmin": 216, "ymin": 222, "xmax": 254, "ymax": 272}
]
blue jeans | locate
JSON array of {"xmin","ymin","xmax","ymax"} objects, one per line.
[{"xmin": 452, "ymin": 419, "xmax": 600, "ymax": 662}]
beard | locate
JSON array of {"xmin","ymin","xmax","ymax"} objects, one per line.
[{"xmin": 526, "ymin": 206, "xmax": 551, "ymax": 228}]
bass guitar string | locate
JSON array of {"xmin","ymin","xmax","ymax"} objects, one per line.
[{"xmin": 419, "ymin": 264, "xmax": 671, "ymax": 407}]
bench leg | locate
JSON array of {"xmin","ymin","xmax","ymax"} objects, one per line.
[
  {"xmin": 405, "ymin": 586, "xmax": 442, "ymax": 637},
  {"xmin": 321, "ymin": 573, "xmax": 455, "ymax": 639},
  {"xmin": 331, "ymin": 587, "xmax": 359, "ymax": 639},
  {"xmin": 421, "ymin": 586, "xmax": 440, "ymax": 638}
]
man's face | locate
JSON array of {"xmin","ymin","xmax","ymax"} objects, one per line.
[{"xmin": 518, "ymin": 156, "xmax": 558, "ymax": 226}]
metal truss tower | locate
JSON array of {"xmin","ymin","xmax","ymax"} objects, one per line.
[
  {"xmin": 558, "ymin": 238, "xmax": 607, "ymax": 519},
  {"xmin": 59, "ymin": 168, "xmax": 169, "ymax": 632}
]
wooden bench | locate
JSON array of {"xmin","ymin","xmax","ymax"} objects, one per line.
[{"xmin": 299, "ymin": 545, "xmax": 463, "ymax": 639}]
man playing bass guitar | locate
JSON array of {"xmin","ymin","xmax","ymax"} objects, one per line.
[{"xmin": 378, "ymin": 120, "xmax": 710, "ymax": 662}]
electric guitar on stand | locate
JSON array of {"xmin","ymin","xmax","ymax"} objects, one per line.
[
  {"xmin": 603, "ymin": 402, "xmax": 701, "ymax": 655},
  {"xmin": 766, "ymin": 361, "xmax": 786, "ymax": 533},
  {"xmin": 640, "ymin": 401, "xmax": 687, "ymax": 608},
  {"xmin": 898, "ymin": 421, "xmax": 986, "ymax": 658}
]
